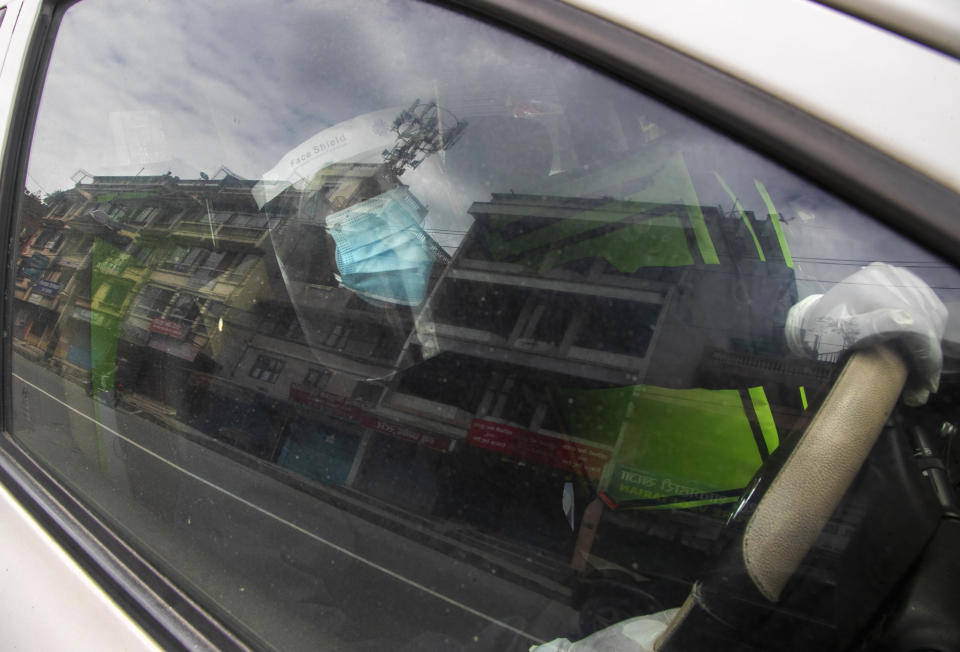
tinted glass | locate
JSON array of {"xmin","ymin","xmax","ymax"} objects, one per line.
[{"xmin": 12, "ymin": 1, "xmax": 960, "ymax": 649}]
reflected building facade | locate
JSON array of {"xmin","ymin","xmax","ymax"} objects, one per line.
[
  {"xmin": 13, "ymin": 166, "xmax": 458, "ymax": 502},
  {"xmin": 12, "ymin": 169, "xmax": 834, "ymax": 598},
  {"xmin": 378, "ymin": 191, "xmax": 835, "ymax": 566}
]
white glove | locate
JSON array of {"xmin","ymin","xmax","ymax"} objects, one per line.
[
  {"xmin": 530, "ymin": 608, "xmax": 678, "ymax": 652},
  {"xmin": 785, "ymin": 263, "xmax": 948, "ymax": 406}
]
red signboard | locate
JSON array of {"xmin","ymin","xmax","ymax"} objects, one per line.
[
  {"xmin": 289, "ymin": 384, "xmax": 454, "ymax": 452},
  {"xmin": 467, "ymin": 419, "xmax": 612, "ymax": 479},
  {"xmin": 149, "ymin": 318, "xmax": 187, "ymax": 340}
]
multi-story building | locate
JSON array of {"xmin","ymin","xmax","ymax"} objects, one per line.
[
  {"xmin": 12, "ymin": 167, "xmax": 837, "ymax": 598},
  {"xmin": 375, "ymin": 191, "xmax": 835, "ymax": 563},
  {"xmin": 13, "ymin": 171, "xmax": 273, "ymax": 405},
  {"xmin": 12, "ymin": 165, "xmax": 458, "ymax": 503}
]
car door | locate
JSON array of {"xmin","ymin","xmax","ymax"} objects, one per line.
[{"xmin": 0, "ymin": 1, "xmax": 958, "ymax": 650}]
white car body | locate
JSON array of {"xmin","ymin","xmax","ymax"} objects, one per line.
[{"xmin": 565, "ymin": 0, "xmax": 960, "ymax": 195}]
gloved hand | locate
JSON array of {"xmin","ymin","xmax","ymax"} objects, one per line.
[
  {"xmin": 530, "ymin": 608, "xmax": 678, "ymax": 652},
  {"xmin": 785, "ymin": 262, "xmax": 948, "ymax": 406}
]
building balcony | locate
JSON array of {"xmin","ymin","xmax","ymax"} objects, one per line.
[{"xmin": 172, "ymin": 220, "xmax": 268, "ymax": 245}]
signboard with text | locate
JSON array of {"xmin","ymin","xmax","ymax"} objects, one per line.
[
  {"xmin": 289, "ymin": 384, "xmax": 454, "ymax": 452},
  {"xmin": 149, "ymin": 317, "xmax": 187, "ymax": 340},
  {"xmin": 34, "ymin": 279, "xmax": 62, "ymax": 296},
  {"xmin": 467, "ymin": 419, "xmax": 611, "ymax": 479}
]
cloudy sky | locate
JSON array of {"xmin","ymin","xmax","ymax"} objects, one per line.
[{"xmin": 24, "ymin": 0, "xmax": 960, "ymax": 304}]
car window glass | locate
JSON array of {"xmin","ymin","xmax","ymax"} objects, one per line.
[{"xmin": 11, "ymin": 0, "xmax": 960, "ymax": 649}]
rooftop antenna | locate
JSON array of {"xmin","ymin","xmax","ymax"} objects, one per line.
[
  {"xmin": 26, "ymin": 173, "xmax": 46, "ymax": 199},
  {"xmin": 71, "ymin": 169, "xmax": 94, "ymax": 185}
]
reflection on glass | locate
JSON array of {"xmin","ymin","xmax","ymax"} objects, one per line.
[{"xmin": 11, "ymin": 0, "xmax": 960, "ymax": 650}]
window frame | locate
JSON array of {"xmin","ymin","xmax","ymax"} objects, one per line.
[
  {"xmin": 248, "ymin": 353, "xmax": 285, "ymax": 384},
  {"xmin": 0, "ymin": 0, "xmax": 956, "ymax": 649}
]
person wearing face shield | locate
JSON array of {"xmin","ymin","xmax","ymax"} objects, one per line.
[
  {"xmin": 516, "ymin": 109, "xmax": 949, "ymax": 649},
  {"xmin": 287, "ymin": 104, "xmax": 948, "ymax": 527},
  {"xmin": 260, "ymin": 102, "xmax": 457, "ymax": 326}
]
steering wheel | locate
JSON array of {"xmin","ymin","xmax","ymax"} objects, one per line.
[{"xmin": 655, "ymin": 344, "xmax": 909, "ymax": 651}]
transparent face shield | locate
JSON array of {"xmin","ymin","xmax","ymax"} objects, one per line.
[{"xmin": 261, "ymin": 101, "xmax": 466, "ymax": 380}]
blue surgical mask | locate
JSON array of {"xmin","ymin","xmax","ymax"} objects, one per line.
[{"xmin": 327, "ymin": 187, "xmax": 437, "ymax": 306}]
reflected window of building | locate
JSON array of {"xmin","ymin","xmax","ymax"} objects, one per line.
[
  {"xmin": 352, "ymin": 381, "xmax": 384, "ymax": 405},
  {"xmin": 249, "ymin": 354, "xmax": 285, "ymax": 383},
  {"xmin": 303, "ymin": 368, "xmax": 331, "ymax": 390},
  {"xmin": 132, "ymin": 285, "xmax": 174, "ymax": 319}
]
